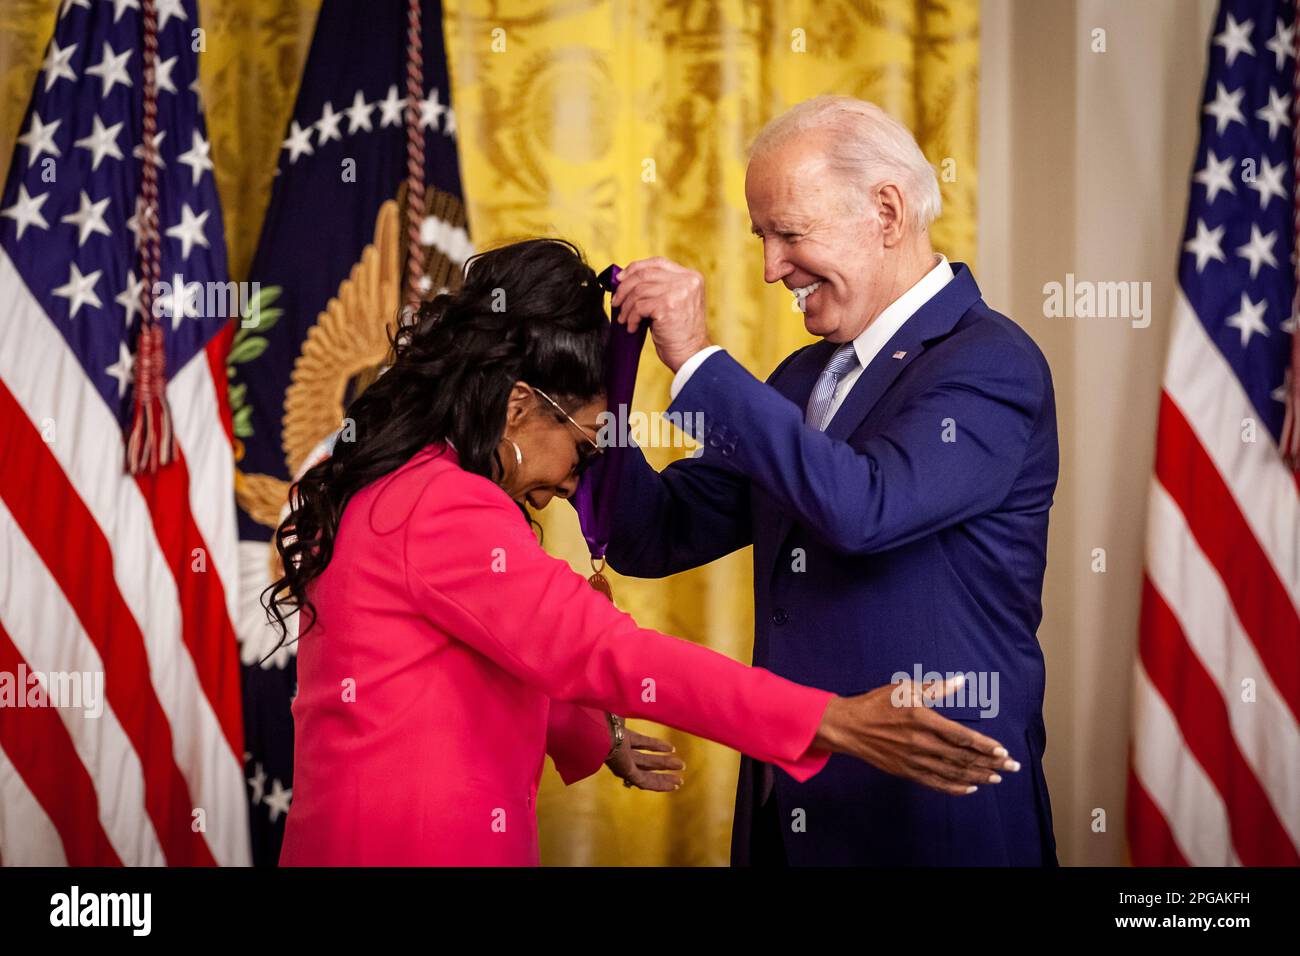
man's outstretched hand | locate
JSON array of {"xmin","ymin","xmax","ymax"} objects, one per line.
[
  {"xmin": 610, "ymin": 257, "xmax": 713, "ymax": 373},
  {"xmin": 813, "ymin": 675, "xmax": 1022, "ymax": 796}
]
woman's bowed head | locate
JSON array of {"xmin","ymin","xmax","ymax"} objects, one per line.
[
  {"xmin": 269, "ymin": 236, "xmax": 614, "ymax": 576},
  {"xmin": 262, "ymin": 238, "xmax": 685, "ymax": 791},
  {"xmin": 264, "ymin": 238, "xmax": 1017, "ymax": 852}
]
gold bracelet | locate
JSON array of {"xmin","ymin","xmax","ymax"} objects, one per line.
[{"xmin": 605, "ymin": 712, "xmax": 624, "ymax": 761}]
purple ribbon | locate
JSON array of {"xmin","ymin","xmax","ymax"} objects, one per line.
[{"xmin": 573, "ymin": 264, "xmax": 647, "ymax": 559}]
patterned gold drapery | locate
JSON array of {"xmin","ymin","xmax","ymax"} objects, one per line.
[{"xmin": 0, "ymin": 0, "xmax": 977, "ymax": 866}]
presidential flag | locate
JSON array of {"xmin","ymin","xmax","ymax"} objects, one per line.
[
  {"xmin": 230, "ymin": 0, "xmax": 470, "ymax": 865},
  {"xmin": 0, "ymin": 0, "xmax": 247, "ymax": 865},
  {"xmin": 1130, "ymin": 0, "xmax": 1300, "ymax": 865}
]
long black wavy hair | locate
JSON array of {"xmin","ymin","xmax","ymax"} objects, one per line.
[{"xmin": 261, "ymin": 238, "xmax": 609, "ymax": 641}]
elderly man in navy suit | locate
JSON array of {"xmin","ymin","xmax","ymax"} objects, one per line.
[{"xmin": 607, "ymin": 96, "xmax": 1059, "ymax": 866}]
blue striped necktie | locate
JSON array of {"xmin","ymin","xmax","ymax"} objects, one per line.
[{"xmin": 805, "ymin": 342, "xmax": 859, "ymax": 431}]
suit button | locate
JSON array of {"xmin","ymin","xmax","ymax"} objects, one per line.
[{"xmin": 772, "ymin": 608, "xmax": 788, "ymax": 625}]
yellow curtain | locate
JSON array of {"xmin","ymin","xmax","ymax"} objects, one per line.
[
  {"xmin": 444, "ymin": 0, "xmax": 979, "ymax": 865},
  {"xmin": 0, "ymin": 0, "xmax": 977, "ymax": 866}
]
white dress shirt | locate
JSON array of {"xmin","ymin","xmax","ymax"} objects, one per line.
[{"xmin": 670, "ymin": 255, "xmax": 955, "ymax": 429}]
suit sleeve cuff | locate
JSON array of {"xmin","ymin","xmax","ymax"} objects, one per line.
[
  {"xmin": 766, "ymin": 684, "xmax": 835, "ymax": 782},
  {"xmin": 670, "ymin": 345, "xmax": 725, "ymax": 400}
]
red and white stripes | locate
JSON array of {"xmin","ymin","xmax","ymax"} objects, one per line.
[
  {"xmin": 1130, "ymin": 290, "xmax": 1300, "ymax": 866},
  {"xmin": 0, "ymin": 249, "xmax": 249, "ymax": 866}
]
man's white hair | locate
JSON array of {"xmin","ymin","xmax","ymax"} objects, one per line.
[{"xmin": 749, "ymin": 95, "xmax": 942, "ymax": 231}]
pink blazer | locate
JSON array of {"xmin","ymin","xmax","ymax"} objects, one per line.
[{"xmin": 279, "ymin": 445, "xmax": 832, "ymax": 866}]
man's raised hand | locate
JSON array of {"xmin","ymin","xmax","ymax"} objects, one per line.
[{"xmin": 610, "ymin": 257, "xmax": 713, "ymax": 373}]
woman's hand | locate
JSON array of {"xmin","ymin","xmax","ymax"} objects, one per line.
[
  {"xmin": 604, "ymin": 722, "xmax": 686, "ymax": 792},
  {"xmin": 813, "ymin": 675, "xmax": 1021, "ymax": 796}
]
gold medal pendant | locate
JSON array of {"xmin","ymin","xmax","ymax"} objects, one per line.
[{"xmin": 588, "ymin": 557, "xmax": 614, "ymax": 602}]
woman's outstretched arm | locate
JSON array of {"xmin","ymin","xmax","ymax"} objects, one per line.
[{"xmin": 404, "ymin": 468, "xmax": 1017, "ymax": 795}]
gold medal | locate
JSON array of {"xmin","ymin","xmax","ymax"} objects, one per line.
[{"xmin": 588, "ymin": 556, "xmax": 614, "ymax": 601}]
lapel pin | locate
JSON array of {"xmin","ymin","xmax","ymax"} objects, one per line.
[{"xmin": 892, "ymin": 350, "xmax": 907, "ymax": 360}]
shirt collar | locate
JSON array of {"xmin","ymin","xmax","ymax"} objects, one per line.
[{"xmin": 849, "ymin": 254, "xmax": 954, "ymax": 370}]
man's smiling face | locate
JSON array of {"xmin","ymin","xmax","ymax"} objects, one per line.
[{"xmin": 745, "ymin": 134, "xmax": 887, "ymax": 343}]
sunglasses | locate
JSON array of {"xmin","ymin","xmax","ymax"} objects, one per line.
[{"xmin": 530, "ymin": 385, "xmax": 604, "ymax": 476}]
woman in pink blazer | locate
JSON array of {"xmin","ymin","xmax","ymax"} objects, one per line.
[{"xmin": 266, "ymin": 239, "xmax": 1016, "ymax": 866}]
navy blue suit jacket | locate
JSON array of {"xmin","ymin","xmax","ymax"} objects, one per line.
[{"xmin": 606, "ymin": 264, "xmax": 1060, "ymax": 866}]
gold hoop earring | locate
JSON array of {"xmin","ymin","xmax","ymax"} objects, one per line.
[{"xmin": 497, "ymin": 436, "xmax": 524, "ymax": 487}]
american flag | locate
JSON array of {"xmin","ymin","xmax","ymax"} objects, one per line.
[
  {"xmin": 1130, "ymin": 0, "xmax": 1300, "ymax": 865},
  {"xmin": 0, "ymin": 0, "xmax": 248, "ymax": 865}
]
